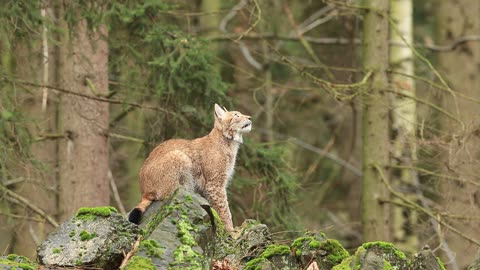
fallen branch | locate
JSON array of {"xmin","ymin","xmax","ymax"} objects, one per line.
[{"xmin": 0, "ymin": 184, "xmax": 59, "ymax": 227}]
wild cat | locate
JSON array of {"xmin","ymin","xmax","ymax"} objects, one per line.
[{"xmin": 128, "ymin": 104, "xmax": 252, "ymax": 231}]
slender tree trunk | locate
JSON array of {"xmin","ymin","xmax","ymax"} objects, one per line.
[
  {"xmin": 434, "ymin": 1, "xmax": 480, "ymax": 268},
  {"xmin": 0, "ymin": 28, "xmax": 15, "ymax": 254},
  {"xmin": 11, "ymin": 6, "xmax": 59, "ymax": 256},
  {"xmin": 56, "ymin": 2, "xmax": 110, "ymax": 221},
  {"xmin": 361, "ymin": 0, "xmax": 390, "ymax": 241},
  {"xmin": 389, "ymin": 0, "xmax": 418, "ymax": 252}
]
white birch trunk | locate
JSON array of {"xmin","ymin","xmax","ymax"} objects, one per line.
[{"xmin": 389, "ymin": 0, "xmax": 418, "ymax": 252}]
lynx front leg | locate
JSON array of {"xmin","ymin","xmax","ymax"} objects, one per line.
[{"xmin": 205, "ymin": 187, "xmax": 234, "ymax": 231}]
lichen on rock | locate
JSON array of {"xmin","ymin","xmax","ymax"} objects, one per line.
[
  {"xmin": 0, "ymin": 254, "xmax": 36, "ymax": 270},
  {"xmin": 291, "ymin": 232, "xmax": 349, "ymax": 269},
  {"xmin": 124, "ymin": 188, "xmax": 215, "ymax": 270},
  {"xmin": 37, "ymin": 207, "xmax": 140, "ymax": 270},
  {"xmin": 352, "ymin": 241, "xmax": 408, "ymax": 270}
]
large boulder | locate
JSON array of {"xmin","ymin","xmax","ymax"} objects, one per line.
[
  {"xmin": 37, "ymin": 206, "xmax": 140, "ymax": 269},
  {"xmin": 292, "ymin": 233, "xmax": 349, "ymax": 270},
  {"xmin": 0, "ymin": 254, "xmax": 36, "ymax": 270},
  {"xmin": 410, "ymin": 246, "xmax": 446, "ymax": 270},
  {"xmin": 122, "ymin": 188, "xmax": 216, "ymax": 269}
]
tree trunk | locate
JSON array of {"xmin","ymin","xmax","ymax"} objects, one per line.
[
  {"xmin": 361, "ymin": 0, "xmax": 390, "ymax": 241},
  {"xmin": 434, "ymin": 1, "xmax": 480, "ymax": 268},
  {"xmin": 0, "ymin": 28, "xmax": 15, "ymax": 254},
  {"xmin": 56, "ymin": 3, "xmax": 110, "ymax": 221},
  {"xmin": 11, "ymin": 5, "xmax": 59, "ymax": 257},
  {"xmin": 389, "ymin": 0, "xmax": 418, "ymax": 252}
]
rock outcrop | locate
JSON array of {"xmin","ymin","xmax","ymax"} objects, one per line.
[
  {"xmin": 0, "ymin": 254, "xmax": 36, "ymax": 270},
  {"xmin": 2, "ymin": 188, "xmax": 455, "ymax": 269},
  {"xmin": 37, "ymin": 206, "xmax": 140, "ymax": 269}
]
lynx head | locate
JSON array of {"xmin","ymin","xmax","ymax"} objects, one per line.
[{"xmin": 214, "ymin": 103, "xmax": 252, "ymax": 143}]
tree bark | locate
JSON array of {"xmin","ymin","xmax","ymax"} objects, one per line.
[
  {"xmin": 56, "ymin": 2, "xmax": 110, "ymax": 221},
  {"xmin": 0, "ymin": 28, "xmax": 15, "ymax": 254},
  {"xmin": 389, "ymin": 0, "xmax": 418, "ymax": 252},
  {"xmin": 434, "ymin": 0, "xmax": 480, "ymax": 268},
  {"xmin": 361, "ymin": 0, "xmax": 390, "ymax": 241},
  {"xmin": 11, "ymin": 14, "xmax": 59, "ymax": 258}
]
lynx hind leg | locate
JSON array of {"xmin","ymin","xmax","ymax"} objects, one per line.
[{"xmin": 146, "ymin": 150, "xmax": 195, "ymax": 199}]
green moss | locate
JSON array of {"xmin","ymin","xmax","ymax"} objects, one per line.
[
  {"xmin": 383, "ymin": 259, "xmax": 393, "ymax": 270},
  {"xmin": 170, "ymin": 205, "xmax": 204, "ymax": 269},
  {"xmin": 75, "ymin": 206, "xmax": 117, "ymax": 220},
  {"xmin": 354, "ymin": 255, "xmax": 362, "ymax": 270},
  {"xmin": 69, "ymin": 231, "xmax": 76, "ymax": 238},
  {"xmin": 291, "ymin": 236, "xmax": 316, "ymax": 256},
  {"xmin": 140, "ymin": 239, "xmax": 165, "ymax": 258},
  {"xmin": 261, "ymin": 244, "xmax": 291, "ymax": 259},
  {"xmin": 210, "ymin": 208, "xmax": 225, "ymax": 233},
  {"xmin": 0, "ymin": 254, "xmax": 35, "ymax": 270},
  {"xmin": 79, "ymin": 230, "xmax": 97, "ymax": 241},
  {"xmin": 244, "ymin": 257, "xmax": 267, "ymax": 270},
  {"xmin": 361, "ymin": 242, "xmax": 406, "ymax": 260},
  {"xmin": 171, "ymin": 245, "xmax": 202, "ymax": 269},
  {"xmin": 309, "ymin": 239, "xmax": 321, "ymax": 249},
  {"xmin": 331, "ymin": 257, "xmax": 353, "ymax": 270},
  {"xmin": 177, "ymin": 219, "xmax": 197, "ymax": 246},
  {"xmin": 292, "ymin": 235, "xmax": 348, "ymax": 265},
  {"xmin": 436, "ymin": 256, "xmax": 446, "ymax": 270},
  {"xmin": 323, "ymin": 239, "xmax": 350, "ymax": 265},
  {"xmin": 123, "ymin": 256, "xmax": 156, "ymax": 270},
  {"xmin": 53, "ymin": 248, "xmax": 60, "ymax": 254}
]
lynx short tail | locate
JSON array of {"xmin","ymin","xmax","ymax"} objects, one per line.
[{"xmin": 128, "ymin": 198, "xmax": 153, "ymax": 224}]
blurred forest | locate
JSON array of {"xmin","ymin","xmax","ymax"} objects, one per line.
[{"xmin": 0, "ymin": 0, "xmax": 479, "ymax": 269}]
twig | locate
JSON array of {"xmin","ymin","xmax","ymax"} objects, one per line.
[
  {"xmin": 283, "ymin": 3, "xmax": 333, "ymax": 79},
  {"xmin": 109, "ymin": 170, "xmax": 126, "ymax": 215},
  {"xmin": 423, "ymin": 35, "xmax": 480, "ymax": 52},
  {"xmin": 385, "ymin": 89, "xmax": 462, "ymax": 126},
  {"xmin": 0, "ymin": 211, "xmax": 45, "ymax": 222},
  {"xmin": 218, "ymin": 0, "xmax": 263, "ymax": 70},
  {"xmin": 257, "ymin": 128, "xmax": 362, "ymax": 176},
  {"xmin": 0, "ymin": 183, "xmax": 58, "ymax": 227},
  {"xmin": 119, "ymin": 235, "xmax": 143, "ymax": 269},
  {"xmin": 374, "ymin": 164, "xmax": 480, "ymax": 247},
  {"xmin": 388, "ymin": 164, "xmax": 480, "ymax": 188},
  {"xmin": 1, "ymin": 76, "xmax": 171, "ymax": 114},
  {"xmin": 235, "ymin": 0, "xmax": 261, "ymax": 41},
  {"xmin": 108, "ymin": 133, "xmax": 144, "ymax": 144}
]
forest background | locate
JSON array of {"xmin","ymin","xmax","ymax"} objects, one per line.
[{"xmin": 0, "ymin": 0, "xmax": 479, "ymax": 269}]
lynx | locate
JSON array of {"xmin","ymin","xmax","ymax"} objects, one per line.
[{"xmin": 128, "ymin": 104, "xmax": 252, "ymax": 231}]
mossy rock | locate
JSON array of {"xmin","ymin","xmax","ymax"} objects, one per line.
[
  {"xmin": 331, "ymin": 256, "xmax": 355, "ymax": 270},
  {"xmin": 291, "ymin": 232, "xmax": 349, "ymax": 269},
  {"xmin": 223, "ymin": 219, "xmax": 273, "ymax": 265},
  {"xmin": 354, "ymin": 242, "xmax": 408, "ymax": 270},
  {"xmin": 0, "ymin": 254, "xmax": 37, "ymax": 270},
  {"xmin": 38, "ymin": 206, "xmax": 140, "ymax": 270},
  {"xmin": 410, "ymin": 247, "xmax": 446, "ymax": 270},
  {"xmin": 243, "ymin": 244, "xmax": 295, "ymax": 270},
  {"xmin": 124, "ymin": 188, "xmax": 215, "ymax": 269}
]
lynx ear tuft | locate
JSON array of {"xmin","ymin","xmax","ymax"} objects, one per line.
[{"xmin": 214, "ymin": 103, "xmax": 226, "ymax": 119}]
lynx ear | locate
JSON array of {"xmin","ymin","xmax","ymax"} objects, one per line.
[{"xmin": 214, "ymin": 103, "xmax": 226, "ymax": 119}]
